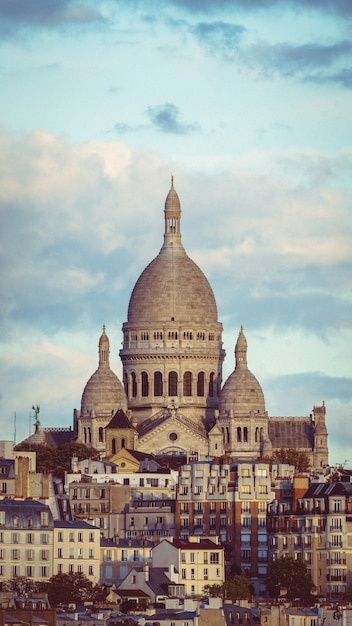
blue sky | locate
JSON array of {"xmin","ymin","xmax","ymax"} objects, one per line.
[{"xmin": 0, "ymin": 0, "xmax": 351, "ymax": 466}]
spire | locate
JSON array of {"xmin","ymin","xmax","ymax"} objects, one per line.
[
  {"xmin": 99, "ymin": 324, "xmax": 110, "ymax": 368},
  {"xmin": 163, "ymin": 177, "xmax": 182, "ymax": 247},
  {"xmin": 235, "ymin": 325, "xmax": 247, "ymax": 369}
]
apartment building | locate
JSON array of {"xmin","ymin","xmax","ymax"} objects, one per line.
[
  {"xmin": 176, "ymin": 458, "xmax": 294, "ymax": 597},
  {"xmin": 53, "ymin": 519, "xmax": 101, "ymax": 584},
  {"xmin": 267, "ymin": 479, "xmax": 352, "ymax": 600},
  {"xmin": 100, "ymin": 536, "xmax": 153, "ymax": 584},
  {"xmin": 152, "ymin": 537, "xmax": 225, "ymax": 596},
  {"xmin": 67, "ymin": 465, "xmax": 177, "ymax": 538},
  {"xmin": 0, "ymin": 499, "xmax": 54, "ymax": 582}
]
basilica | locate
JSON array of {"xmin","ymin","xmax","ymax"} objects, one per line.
[{"xmin": 70, "ymin": 180, "xmax": 328, "ymax": 470}]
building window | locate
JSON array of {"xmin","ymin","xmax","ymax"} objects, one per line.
[
  {"xmin": 209, "ymin": 372, "xmax": 215, "ymax": 397},
  {"xmin": 210, "ymin": 552, "xmax": 219, "ymax": 564},
  {"xmin": 168, "ymin": 371, "xmax": 178, "ymax": 396},
  {"xmin": 197, "ymin": 372, "xmax": 205, "ymax": 396},
  {"xmin": 154, "ymin": 371, "xmax": 163, "ymax": 396},
  {"xmin": 89, "ymin": 565, "xmax": 94, "ymax": 576},
  {"xmin": 142, "ymin": 371, "xmax": 149, "ymax": 397},
  {"xmin": 40, "ymin": 511, "xmax": 49, "ymax": 526},
  {"xmin": 131, "ymin": 372, "xmax": 137, "ymax": 397},
  {"xmin": 183, "ymin": 371, "xmax": 192, "ymax": 397}
]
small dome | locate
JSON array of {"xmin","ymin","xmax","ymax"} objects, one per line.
[
  {"xmin": 127, "ymin": 181, "xmax": 218, "ymax": 324},
  {"xmin": 165, "ymin": 177, "xmax": 181, "ymax": 213},
  {"xmin": 81, "ymin": 327, "xmax": 127, "ymax": 417},
  {"xmin": 220, "ymin": 327, "xmax": 266, "ymax": 417}
]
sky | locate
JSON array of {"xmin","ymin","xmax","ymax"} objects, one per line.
[{"xmin": 0, "ymin": 0, "xmax": 351, "ymax": 467}]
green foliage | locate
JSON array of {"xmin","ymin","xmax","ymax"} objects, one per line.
[
  {"xmin": 273, "ymin": 448, "xmax": 310, "ymax": 472},
  {"xmin": 40, "ymin": 572, "xmax": 104, "ymax": 607},
  {"xmin": 203, "ymin": 573, "xmax": 252, "ymax": 600},
  {"xmin": 265, "ymin": 556, "xmax": 315, "ymax": 600},
  {"xmin": 0, "ymin": 576, "xmax": 40, "ymax": 595},
  {"xmin": 203, "ymin": 583, "xmax": 224, "ymax": 597},
  {"xmin": 14, "ymin": 441, "xmax": 100, "ymax": 479}
]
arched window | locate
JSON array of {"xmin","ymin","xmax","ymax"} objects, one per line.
[
  {"xmin": 141, "ymin": 372, "xmax": 149, "ymax": 397},
  {"xmin": 217, "ymin": 373, "xmax": 221, "ymax": 397},
  {"xmin": 83, "ymin": 427, "xmax": 87, "ymax": 444},
  {"xmin": 168, "ymin": 371, "xmax": 178, "ymax": 396},
  {"xmin": 260, "ymin": 427, "xmax": 264, "ymax": 441},
  {"xmin": 255, "ymin": 427, "xmax": 259, "ymax": 443},
  {"xmin": 209, "ymin": 372, "xmax": 214, "ymax": 397},
  {"xmin": 88, "ymin": 427, "xmax": 92, "ymax": 444},
  {"xmin": 131, "ymin": 372, "xmax": 137, "ymax": 398},
  {"xmin": 183, "ymin": 371, "xmax": 192, "ymax": 396},
  {"xmin": 226, "ymin": 427, "xmax": 230, "ymax": 444},
  {"xmin": 112, "ymin": 438, "xmax": 116, "ymax": 455},
  {"xmin": 124, "ymin": 372, "xmax": 128, "ymax": 397},
  {"xmin": 99, "ymin": 427, "xmax": 104, "ymax": 443},
  {"xmin": 154, "ymin": 371, "xmax": 163, "ymax": 396},
  {"xmin": 121, "ymin": 438, "xmax": 126, "ymax": 449},
  {"xmin": 237, "ymin": 427, "xmax": 242, "ymax": 442},
  {"xmin": 197, "ymin": 372, "xmax": 205, "ymax": 397},
  {"xmin": 244, "ymin": 426, "xmax": 248, "ymax": 443}
]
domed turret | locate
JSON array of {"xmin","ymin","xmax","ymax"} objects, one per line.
[
  {"xmin": 220, "ymin": 326, "xmax": 265, "ymax": 417},
  {"xmin": 81, "ymin": 326, "xmax": 127, "ymax": 417},
  {"xmin": 77, "ymin": 326, "xmax": 127, "ymax": 451}
]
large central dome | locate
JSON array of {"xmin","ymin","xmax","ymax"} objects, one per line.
[{"xmin": 127, "ymin": 179, "xmax": 218, "ymax": 324}]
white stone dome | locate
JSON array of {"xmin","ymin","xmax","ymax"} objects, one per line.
[
  {"xmin": 81, "ymin": 326, "xmax": 127, "ymax": 417},
  {"xmin": 127, "ymin": 180, "xmax": 218, "ymax": 325},
  {"xmin": 220, "ymin": 326, "xmax": 266, "ymax": 417}
]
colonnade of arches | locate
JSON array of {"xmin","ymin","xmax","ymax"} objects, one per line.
[
  {"xmin": 124, "ymin": 369, "xmax": 220, "ymax": 400},
  {"xmin": 221, "ymin": 425, "xmax": 266, "ymax": 445}
]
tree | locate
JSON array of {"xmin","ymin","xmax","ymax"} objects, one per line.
[
  {"xmin": 40, "ymin": 572, "xmax": 98, "ymax": 607},
  {"xmin": 0, "ymin": 576, "xmax": 40, "ymax": 595},
  {"xmin": 273, "ymin": 448, "xmax": 310, "ymax": 472},
  {"xmin": 14, "ymin": 441, "xmax": 100, "ymax": 480},
  {"xmin": 203, "ymin": 574, "xmax": 253, "ymax": 601},
  {"xmin": 265, "ymin": 556, "xmax": 315, "ymax": 601}
]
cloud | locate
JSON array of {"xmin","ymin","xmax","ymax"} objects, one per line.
[
  {"xmin": 191, "ymin": 20, "xmax": 245, "ymax": 56},
  {"xmin": 305, "ymin": 67, "xmax": 352, "ymax": 88},
  {"xmin": 244, "ymin": 40, "xmax": 352, "ymax": 81},
  {"xmin": 0, "ymin": 0, "xmax": 104, "ymax": 37},
  {"xmin": 164, "ymin": 0, "xmax": 352, "ymax": 18},
  {"xmin": 145, "ymin": 103, "xmax": 200, "ymax": 134}
]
